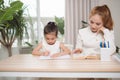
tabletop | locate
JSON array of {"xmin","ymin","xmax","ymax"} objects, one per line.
[{"xmin": 0, "ymin": 54, "xmax": 120, "ymax": 72}]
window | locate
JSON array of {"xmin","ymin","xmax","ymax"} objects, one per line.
[
  {"xmin": 12, "ymin": 0, "xmax": 65, "ymax": 47},
  {"xmin": 40, "ymin": 0, "xmax": 65, "ymax": 42},
  {"xmin": 40, "ymin": 0, "xmax": 65, "ymax": 17},
  {"xmin": 13, "ymin": 0, "xmax": 38, "ymax": 47}
]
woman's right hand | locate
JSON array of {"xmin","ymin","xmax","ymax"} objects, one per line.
[
  {"xmin": 97, "ymin": 26, "xmax": 105, "ymax": 35},
  {"xmin": 72, "ymin": 48, "xmax": 83, "ymax": 54}
]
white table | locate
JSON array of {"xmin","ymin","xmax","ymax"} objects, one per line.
[{"xmin": 0, "ymin": 54, "xmax": 120, "ymax": 78}]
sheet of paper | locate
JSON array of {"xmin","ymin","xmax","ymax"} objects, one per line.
[
  {"xmin": 56, "ymin": 55, "xmax": 71, "ymax": 59},
  {"xmin": 39, "ymin": 55, "xmax": 71, "ymax": 60},
  {"xmin": 39, "ymin": 56, "xmax": 51, "ymax": 59}
]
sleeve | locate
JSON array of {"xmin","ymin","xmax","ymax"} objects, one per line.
[
  {"xmin": 103, "ymin": 29, "xmax": 116, "ymax": 54},
  {"xmin": 75, "ymin": 30, "xmax": 83, "ymax": 49}
]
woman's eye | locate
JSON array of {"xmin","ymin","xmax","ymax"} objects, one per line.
[{"xmin": 96, "ymin": 23, "xmax": 101, "ymax": 26}]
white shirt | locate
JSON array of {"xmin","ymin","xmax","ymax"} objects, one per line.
[
  {"xmin": 76, "ymin": 27, "xmax": 116, "ymax": 54},
  {"xmin": 41, "ymin": 40, "xmax": 61, "ymax": 55}
]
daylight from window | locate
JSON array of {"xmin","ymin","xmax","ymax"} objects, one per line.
[
  {"xmin": 40, "ymin": 0, "xmax": 65, "ymax": 17},
  {"xmin": 12, "ymin": 0, "xmax": 65, "ymax": 47},
  {"xmin": 21, "ymin": 0, "xmax": 65, "ymax": 17}
]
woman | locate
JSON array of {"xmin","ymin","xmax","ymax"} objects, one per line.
[
  {"xmin": 73, "ymin": 4, "xmax": 116, "ymax": 80},
  {"xmin": 73, "ymin": 5, "xmax": 116, "ymax": 56}
]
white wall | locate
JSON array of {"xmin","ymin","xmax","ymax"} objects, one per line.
[{"xmin": 99, "ymin": 0, "xmax": 120, "ymax": 48}]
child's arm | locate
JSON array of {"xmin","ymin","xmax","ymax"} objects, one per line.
[
  {"xmin": 32, "ymin": 42, "xmax": 50, "ymax": 56},
  {"xmin": 32, "ymin": 42, "xmax": 43, "ymax": 56},
  {"xmin": 50, "ymin": 43, "xmax": 71, "ymax": 58}
]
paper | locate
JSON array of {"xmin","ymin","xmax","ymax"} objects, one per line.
[
  {"xmin": 56, "ymin": 55, "xmax": 71, "ymax": 59},
  {"xmin": 39, "ymin": 56, "xmax": 51, "ymax": 59},
  {"xmin": 39, "ymin": 55, "xmax": 71, "ymax": 60}
]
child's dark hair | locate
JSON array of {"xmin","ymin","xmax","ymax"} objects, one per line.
[{"xmin": 44, "ymin": 22, "xmax": 58, "ymax": 37}]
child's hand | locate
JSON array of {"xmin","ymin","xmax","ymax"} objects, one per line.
[
  {"xmin": 50, "ymin": 53, "xmax": 61, "ymax": 58},
  {"xmin": 72, "ymin": 48, "xmax": 82, "ymax": 54},
  {"xmin": 50, "ymin": 52, "xmax": 67, "ymax": 59},
  {"xmin": 42, "ymin": 50, "xmax": 50, "ymax": 56}
]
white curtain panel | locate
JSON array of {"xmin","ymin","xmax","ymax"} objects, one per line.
[{"xmin": 65, "ymin": 0, "xmax": 99, "ymax": 48}]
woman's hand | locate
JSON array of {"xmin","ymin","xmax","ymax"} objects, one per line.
[{"xmin": 97, "ymin": 26, "xmax": 105, "ymax": 34}]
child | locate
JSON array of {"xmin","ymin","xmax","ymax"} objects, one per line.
[{"xmin": 32, "ymin": 22, "xmax": 71, "ymax": 58}]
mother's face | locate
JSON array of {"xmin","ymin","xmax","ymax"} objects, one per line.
[{"xmin": 89, "ymin": 14, "xmax": 103, "ymax": 33}]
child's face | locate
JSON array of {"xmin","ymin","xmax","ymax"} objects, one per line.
[
  {"xmin": 89, "ymin": 14, "xmax": 103, "ymax": 33},
  {"xmin": 45, "ymin": 32, "xmax": 57, "ymax": 45}
]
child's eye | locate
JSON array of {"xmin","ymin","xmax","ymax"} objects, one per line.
[
  {"xmin": 46, "ymin": 38, "xmax": 49, "ymax": 40},
  {"xmin": 51, "ymin": 38, "xmax": 55, "ymax": 40},
  {"xmin": 90, "ymin": 20, "xmax": 94, "ymax": 24}
]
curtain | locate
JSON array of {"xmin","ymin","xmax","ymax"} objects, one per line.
[{"xmin": 64, "ymin": 0, "xmax": 99, "ymax": 48}]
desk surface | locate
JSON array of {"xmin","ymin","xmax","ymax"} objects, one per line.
[{"xmin": 0, "ymin": 54, "xmax": 120, "ymax": 72}]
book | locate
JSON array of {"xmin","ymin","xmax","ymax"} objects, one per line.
[{"xmin": 72, "ymin": 53, "xmax": 100, "ymax": 60}]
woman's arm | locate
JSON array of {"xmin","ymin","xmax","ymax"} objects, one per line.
[
  {"xmin": 103, "ymin": 29, "xmax": 116, "ymax": 54},
  {"xmin": 73, "ymin": 30, "xmax": 83, "ymax": 53},
  {"xmin": 76, "ymin": 30, "xmax": 83, "ymax": 49}
]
